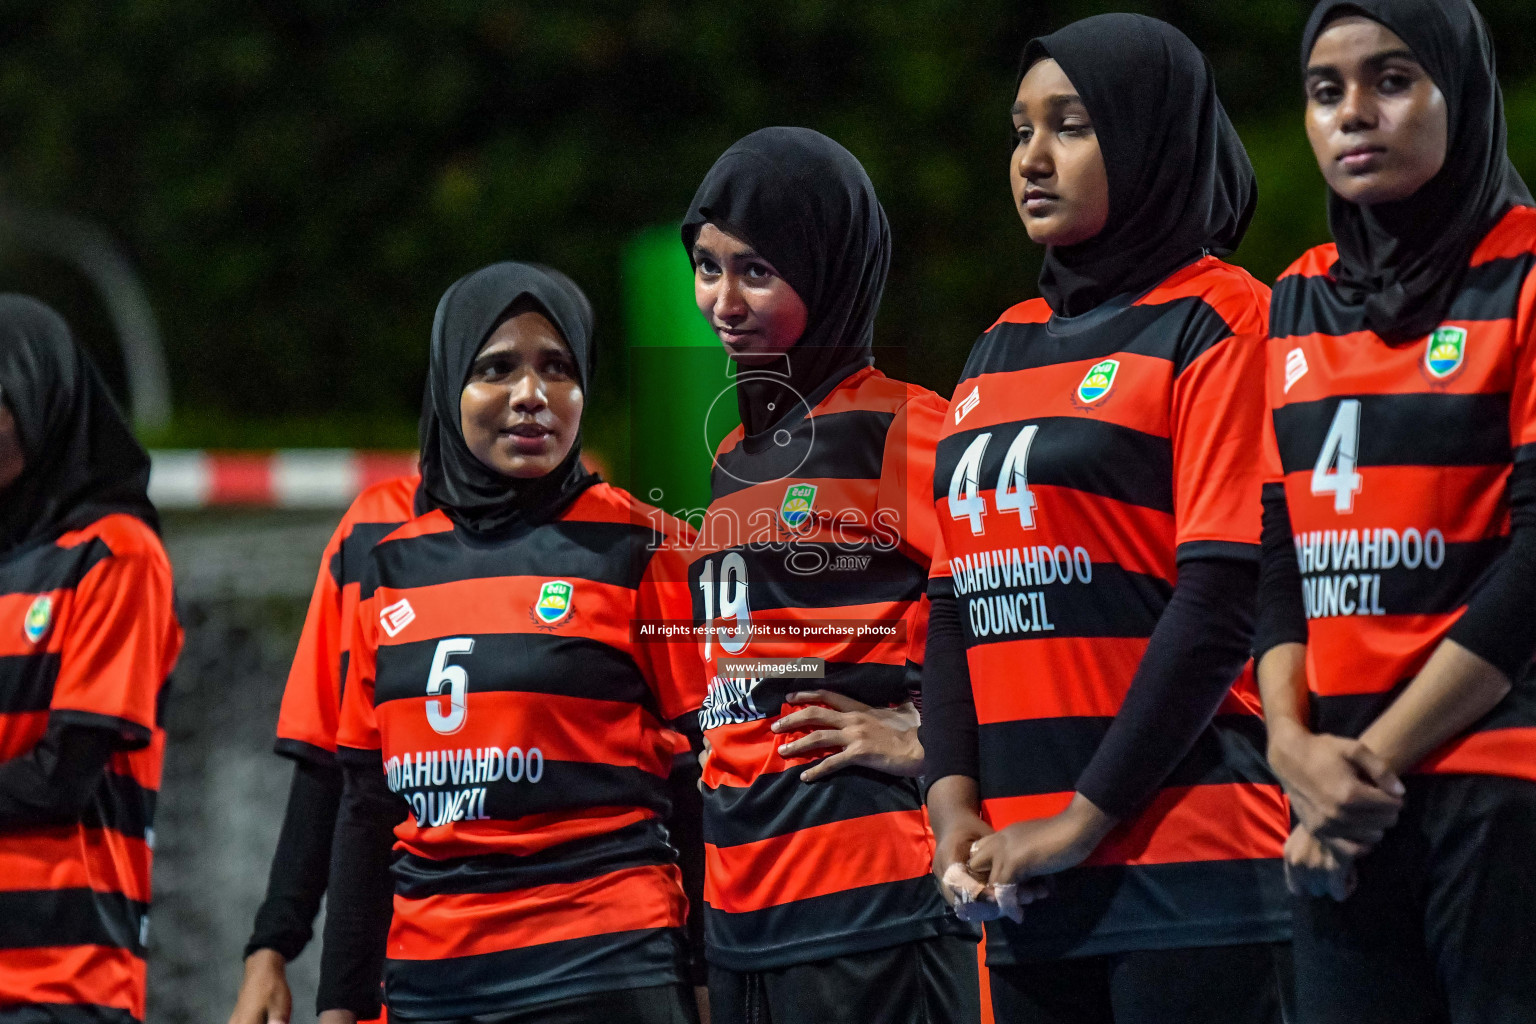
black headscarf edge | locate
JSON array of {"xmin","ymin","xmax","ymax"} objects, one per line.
[{"xmin": 0, "ymin": 294, "xmax": 158, "ymax": 554}]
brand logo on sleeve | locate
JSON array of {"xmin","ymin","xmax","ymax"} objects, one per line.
[
  {"xmin": 1424, "ymin": 326, "xmax": 1467, "ymax": 380},
  {"xmin": 1284, "ymin": 347, "xmax": 1309, "ymax": 393},
  {"xmin": 23, "ymin": 595, "xmax": 52, "ymax": 644},
  {"xmin": 534, "ymin": 580, "xmax": 574, "ymax": 625},
  {"xmin": 379, "ymin": 598, "xmax": 416, "ymax": 638},
  {"xmin": 779, "ymin": 483, "xmax": 818, "ymax": 530},
  {"xmin": 954, "ymin": 385, "xmax": 981, "ymax": 424},
  {"xmin": 1075, "ymin": 359, "xmax": 1120, "ymax": 405}
]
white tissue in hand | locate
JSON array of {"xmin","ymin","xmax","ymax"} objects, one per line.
[
  {"xmin": 943, "ymin": 864, "xmax": 1005, "ymax": 922},
  {"xmin": 991, "ymin": 882, "xmax": 1025, "ymax": 923}
]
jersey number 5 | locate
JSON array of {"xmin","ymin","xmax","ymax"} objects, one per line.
[
  {"xmin": 698, "ymin": 553, "xmax": 751, "ymax": 660},
  {"xmin": 1311, "ymin": 399, "xmax": 1363, "ymax": 514},
  {"xmin": 426, "ymin": 638, "xmax": 473, "ymax": 735},
  {"xmin": 948, "ymin": 424, "xmax": 1041, "ymax": 536}
]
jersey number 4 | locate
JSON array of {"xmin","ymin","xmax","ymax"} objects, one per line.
[
  {"xmin": 948, "ymin": 425, "xmax": 1040, "ymax": 536},
  {"xmin": 1311, "ymin": 399, "xmax": 1363, "ymax": 514}
]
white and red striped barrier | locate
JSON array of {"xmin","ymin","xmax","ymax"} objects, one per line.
[{"xmin": 148, "ymin": 450, "xmax": 417, "ymax": 509}]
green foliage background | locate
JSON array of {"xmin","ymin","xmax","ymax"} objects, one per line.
[{"xmin": 4, "ymin": 0, "xmax": 1536, "ymax": 461}]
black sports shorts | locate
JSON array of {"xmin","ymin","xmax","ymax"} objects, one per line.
[
  {"xmin": 401, "ymin": 982, "xmax": 699, "ymax": 1024},
  {"xmin": 1292, "ymin": 772, "xmax": 1536, "ymax": 1024},
  {"xmin": 708, "ymin": 933, "xmax": 981, "ymax": 1024},
  {"xmin": 986, "ymin": 941, "xmax": 1291, "ymax": 1024}
]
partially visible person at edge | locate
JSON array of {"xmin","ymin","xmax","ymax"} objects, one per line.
[
  {"xmin": 682, "ymin": 127, "xmax": 981, "ymax": 1024},
  {"xmin": 0, "ymin": 296, "xmax": 183, "ymax": 1024},
  {"xmin": 1256, "ymin": 1, "xmax": 1536, "ymax": 1021},
  {"xmin": 922, "ymin": 16, "xmax": 1292, "ymax": 1023},
  {"xmin": 226, "ymin": 422, "xmax": 422, "ymax": 1024},
  {"xmin": 225, "ymin": 417, "xmax": 711, "ymax": 1024},
  {"xmin": 314, "ymin": 263, "xmax": 708, "ymax": 1024}
]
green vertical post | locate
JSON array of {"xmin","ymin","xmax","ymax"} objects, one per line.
[{"xmin": 623, "ymin": 223, "xmax": 737, "ymax": 518}]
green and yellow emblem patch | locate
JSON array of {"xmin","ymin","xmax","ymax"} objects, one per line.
[
  {"xmin": 24, "ymin": 594, "xmax": 52, "ymax": 644},
  {"xmin": 1424, "ymin": 326, "xmax": 1467, "ymax": 380}
]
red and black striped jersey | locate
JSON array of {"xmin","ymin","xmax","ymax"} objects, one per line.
[
  {"xmin": 1265, "ymin": 205, "xmax": 1536, "ymax": 780},
  {"xmin": 275, "ymin": 473, "xmax": 691, "ymax": 769},
  {"xmin": 930, "ymin": 257, "xmax": 1289, "ymax": 962},
  {"xmin": 692, "ymin": 365, "xmax": 965, "ymax": 969},
  {"xmin": 337, "ymin": 483, "xmax": 705, "ymax": 1017},
  {"xmin": 275, "ymin": 474, "xmax": 420, "ymax": 765},
  {"xmin": 0, "ymin": 515, "xmax": 182, "ymax": 1024}
]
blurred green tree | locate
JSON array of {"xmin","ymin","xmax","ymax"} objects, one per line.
[{"xmin": 2, "ymin": 0, "xmax": 1535, "ymax": 455}]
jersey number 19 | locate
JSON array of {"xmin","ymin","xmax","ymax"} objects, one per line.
[{"xmin": 699, "ymin": 553, "xmax": 752, "ymax": 660}]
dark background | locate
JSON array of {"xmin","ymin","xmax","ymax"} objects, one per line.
[
  {"xmin": 6, "ymin": 0, "xmax": 1536, "ymax": 459},
  {"xmin": 7, "ymin": 5, "xmax": 1536, "ymax": 1022}
]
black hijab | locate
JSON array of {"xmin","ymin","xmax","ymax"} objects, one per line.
[
  {"xmin": 420, "ymin": 263, "xmax": 598, "ymax": 535},
  {"xmin": 1302, "ymin": 0, "xmax": 1531, "ymax": 343},
  {"xmin": 682, "ymin": 127, "xmax": 890, "ymax": 437},
  {"xmin": 411, "ymin": 381, "xmax": 438, "ymax": 517},
  {"xmin": 1023, "ymin": 15, "xmax": 1257, "ymax": 317},
  {"xmin": 0, "ymin": 294, "xmax": 158, "ymax": 555}
]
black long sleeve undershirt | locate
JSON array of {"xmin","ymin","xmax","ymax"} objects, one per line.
[
  {"xmin": 1447, "ymin": 457, "xmax": 1536, "ymax": 680},
  {"xmin": 921, "ymin": 558, "xmax": 1258, "ymax": 820},
  {"xmin": 245, "ymin": 758, "xmax": 345, "ymax": 961},
  {"xmin": 0, "ymin": 723, "xmax": 119, "ymax": 830},
  {"xmin": 918, "ymin": 588, "xmax": 979, "ymax": 785},
  {"xmin": 1073, "ymin": 558, "xmax": 1258, "ymax": 818},
  {"xmin": 1254, "ymin": 482, "xmax": 1309, "ymax": 664},
  {"xmin": 317, "ymin": 754, "xmax": 399, "ymax": 1019}
]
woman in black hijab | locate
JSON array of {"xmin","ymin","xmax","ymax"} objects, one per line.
[
  {"xmin": 0, "ymin": 295, "xmax": 181, "ymax": 1023},
  {"xmin": 1297, "ymin": 0, "xmax": 1530, "ymax": 343},
  {"xmin": 0, "ymin": 296, "xmax": 159, "ymax": 551},
  {"xmin": 922, "ymin": 16, "xmax": 1291, "ymax": 1023},
  {"xmin": 1024, "ymin": 18, "xmax": 1257, "ymax": 319},
  {"xmin": 681, "ymin": 128, "xmax": 980, "ymax": 1024},
  {"xmin": 416, "ymin": 263, "xmax": 599, "ymax": 530},
  {"xmin": 683, "ymin": 126, "xmax": 888, "ymax": 438},
  {"xmin": 315, "ymin": 263, "xmax": 707, "ymax": 1024},
  {"xmin": 1255, "ymin": 2, "xmax": 1536, "ymax": 1020}
]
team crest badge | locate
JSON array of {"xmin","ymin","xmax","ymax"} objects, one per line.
[
  {"xmin": 1076, "ymin": 359, "xmax": 1120, "ymax": 405},
  {"xmin": 1424, "ymin": 326, "xmax": 1467, "ymax": 380},
  {"xmin": 23, "ymin": 595, "xmax": 52, "ymax": 644},
  {"xmin": 534, "ymin": 580, "xmax": 574, "ymax": 626},
  {"xmin": 780, "ymin": 483, "xmax": 818, "ymax": 530}
]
